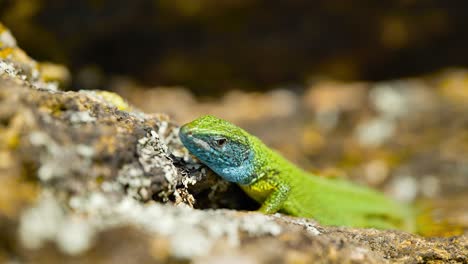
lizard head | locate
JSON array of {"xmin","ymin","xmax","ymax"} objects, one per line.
[{"xmin": 179, "ymin": 115, "xmax": 255, "ymax": 184}]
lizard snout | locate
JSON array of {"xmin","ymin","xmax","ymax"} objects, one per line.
[{"xmin": 179, "ymin": 124, "xmax": 193, "ymax": 137}]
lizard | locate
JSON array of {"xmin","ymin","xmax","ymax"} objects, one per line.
[{"xmin": 179, "ymin": 115, "xmax": 415, "ymax": 232}]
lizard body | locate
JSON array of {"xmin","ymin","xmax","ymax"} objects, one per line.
[{"xmin": 179, "ymin": 115, "xmax": 415, "ymax": 231}]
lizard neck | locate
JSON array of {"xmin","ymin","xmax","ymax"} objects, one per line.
[
  {"xmin": 213, "ymin": 150, "xmax": 256, "ymax": 185},
  {"xmin": 217, "ymin": 135, "xmax": 273, "ymax": 185},
  {"xmin": 249, "ymin": 136, "xmax": 286, "ymax": 176},
  {"xmin": 250, "ymin": 135, "xmax": 307, "ymax": 182}
]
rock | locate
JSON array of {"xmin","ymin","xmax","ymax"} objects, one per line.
[{"xmin": 0, "ymin": 23, "xmax": 466, "ymax": 264}]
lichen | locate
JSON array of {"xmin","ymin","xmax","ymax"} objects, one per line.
[
  {"xmin": 19, "ymin": 191, "xmax": 94, "ymax": 255},
  {"xmin": 0, "ymin": 22, "xmax": 59, "ymax": 91},
  {"xmin": 117, "ymin": 129, "xmax": 197, "ymax": 204},
  {"xmin": 355, "ymin": 118, "xmax": 395, "ymax": 147},
  {"xmin": 65, "ymin": 194, "xmax": 282, "ymax": 259},
  {"xmin": 19, "ymin": 192, "xmax": 65, "ymax": 250},
  {"xmin": 0, "ymin": 60, "xmax": 23, "ymax": 80},
  {"xmin": 38, "ymin": 62, "xmax": 70, "ymax": 86},
  {"xmin": 80, "ymin": 90, "xmax": 132, "ymax": 111},
  {"xmin": 66, "ymin": 110, "xmax": 97, "ymax": 124},
  {"xmin": 29, "ymin": 131, "xmax": 94, "ymax": 182},
  {"xmin": 0, "ymin": 24, "xmax": 17, "ymax": 48},
  {"xmin": 272, "ymin": 214, "xmax": 320, "ymax": 236}
]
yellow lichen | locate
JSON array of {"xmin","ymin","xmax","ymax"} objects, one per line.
[
  {"xmin": 90, "ymin": 91, "xmax": 132, "ymax": 111},
  {"xmin": 0, "ymin": 47, "xmax": 14, "ymax": 59},
  {"xmin": 38, "ymin": 62, "xmax": 70, "ymax": 86}
]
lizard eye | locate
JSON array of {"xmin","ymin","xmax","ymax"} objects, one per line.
[{"xmin": 214, "ymin": 138, "xmax": 227, "ymax": 147}]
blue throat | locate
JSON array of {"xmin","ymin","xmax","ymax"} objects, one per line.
[{"xmin": 210, "ymin": 152, "xmax": 256, "ymax": 185}]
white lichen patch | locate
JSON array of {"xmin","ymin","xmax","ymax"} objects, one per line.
[
  {"xmin": 349, "ymin": 247, "xmax": 371, "ymax": 261},
  {"xmin": 75, "ymin": 144, "xmax": 95, "ymax": 158},
  {"xmin": 36, "ymin": 194, "xmax": 111, "ymax": 255},
  {"xmin": 19, "ymin": 192, "xmax": 65, "ymax": 250},
  {"xmin": 67, "ymin": 110, "xmax": 97, "ymax": 124},
  {"xmin": 239, "ymin": 213, "xmax": 283, "ymax": 236},
  {"xmin": 271, "ymin": 214, "xmax": 320, "ymax": 236},
  {"xmin": 70, "ymin": 195, "xmax": 282, "ymax": 259},
  {"xmin": 35, "ymin": 80, "xmax": 59, "ymax": 91},
  {"xmin": 370, "ymin": 83, "xmax": 409, "ymax": 119},
  {"xmin": 0, "ymin": 60, "xmax": 23, "ymax": 80},
  {"xmin": 117, "ymin": 130, "xmax": 196, "ymax": 204},
  {"xmin": 55, "ymin": 216, "xmax": 94, "ymax": 255},
  {"xmin": 0, "ymin": 27, "xmax": 17, "ymax": 47},
  {"xmin": 19, "ymin": 192, "xmax": 94, "ymax": 255},
  {"xmin": 355, "ymin": 118, "xmax": 395, "ymax": 147},
  {"xmin": 117, "ymin": 163, "xmax": 151, "ymax": 200},
  {"xmin": 137, "ymin": 130, "xmax": 176, "ymax": 179},
  {"xmin": 29, "ymin": 131, "xmax": 94, "ymax": 181}
]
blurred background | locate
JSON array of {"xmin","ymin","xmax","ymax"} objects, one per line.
[
  {"xmin": 1, "ymin": 0, "xmax": 468, "ymax": 214},
  {"xmin": 2, "ymin": 0, "xmax": 468, "ymax": 94}
]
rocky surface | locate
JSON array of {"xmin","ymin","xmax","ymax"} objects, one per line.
[{"xmin": 0, "ymin": 23, "xmax": 467, "ymax": 263}]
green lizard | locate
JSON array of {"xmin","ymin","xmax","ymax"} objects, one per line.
[{"xmin": 179, "ymin": 115, "xmax": 415, "ymax": 232}]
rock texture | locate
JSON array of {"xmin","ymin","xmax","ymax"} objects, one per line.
[{"xmin": 0, "ymin": 23, "xmax": 466, "ymax": 264}]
